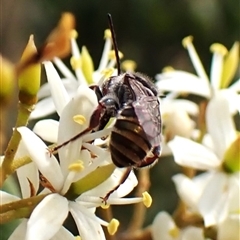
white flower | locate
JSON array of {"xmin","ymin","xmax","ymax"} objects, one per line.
[
  {"xmin": 151, "ymin": 211, "xmax": 205, "ymax": 240},
  {"xmin": 159, "ymin": 92, "xmax": 199, "ymax": 156},
  {"xmin": 5, "ymin": 122, "xmax": 138, "ymax": 240},
  {"xmin": 169, "ymin": 94, "xmax": 239, "ymax": 227},
  {"xmin": 217, "ymin": 215, "xmax": 240, "ymax": 240},
  {"xmin": 31, "ymin": 29, "xmax": 117, "ymax": 119},
  {"xmin": 2, "ymin": 83, "xmax": 144, "ymax": 240},
  {"xmin": 156, "ymin": 37, "xmax": 240, "ymax": 114}
]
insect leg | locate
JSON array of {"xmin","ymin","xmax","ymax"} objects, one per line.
[
  {"xmin": 50, "ymin": 103, "xmax": 105, "ymax": 153},
  {"xmin": 101, "ymin": 167, "xmax": 132, "ymax": 203}
]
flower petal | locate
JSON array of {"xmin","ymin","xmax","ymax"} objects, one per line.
[
  {"xmin": 69, "ymin": 202, "xmax": 106, "ymax": 240},
  {"xmin": 152, "ymin": 211, "xmax": 177, "ymax": 240},
  {"xmin": 198, "ymin": 172, "xmax": 229, "ymax": 226},
  {"xmin": 206, "ymin": 93, "xmax": 237, "ymax": 159},
  {"xmin": 57, "ymin": 85, "xmax": 98, "ymax": 176},
  {"xmin": 33, "ymin": 119, "xmax": 59, "ymax": 143},
  {"xmin": 219, "ymin": 89, "xmax": 240, "ymax": 114},
  {"xmin": 181, "ymin": 226, "xmax": 204, "ymax": 240},
  {"xmin": 156, "ymin": 70, "xmax": 211, "ymax": 98},
  {"xmin": 17, "ymin": 127, "xmax": 64, "ymax": 191},
  {"xmin": 50, "ymin": 227, "xmax": 75, "ymax": 240},
  {"xmin": 17, "ymin": 162, "xmax": 39, "ymax": 198},
  {"xmin": 172, "ymin": 174, "xmax": 200, "ymax": 210},
  {"xmin": 218, "ymin": 215, "xmax": 240, "ymax": 240},
  {"xmin": 26, "ymin": 194, "xmax": 69, "ymax": 240},
  {"xmin": 0, "ymin": 190, "xmax": 20, "ymax": 203},
  {"xmin": 30, "ymin": 97, "xmax": 56, "ymax": 119},
  {"xmin": 8, "ymin": 219, "xmax": 27, "ymax": 240},
  {"xmin": 81, "ymin": 168, "xmax": 138, "ymax": 199},
  {"xmin": 162, "ymin": 99, "xmax": 199, "ymax": 116},
  {"xmin": 44, "ymin": 61, "xmax": 70, "ymax": 115},
  {"xmin": 53, "ymin": 57, "xmax": 76, "ymax": 81},
  {"xmin": 168, "ymin": 136, "xmax": 221, "ymax": 170}
]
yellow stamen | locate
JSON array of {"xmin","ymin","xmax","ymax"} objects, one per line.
[
  {"xmin": 210, "ymin": 43, "xmax": 228, "ymax": 56},
  {"xmin": 68, "ymin": 160, "xmax": 84, "ymax": 172},
  {"xmin": 107, "ymin": 218, "xmax": 119, "ymax": 235},
  {"xmin": 169, "ymin": 227, "xmax": 180, "ymax": 238},
  {"xmin": 75, "ymin": 236, "xmax": 81, "ymax": 240},
  {"xmin": 70, "ymin": 56, "xmax": 81, "ymax": 70},
  {"xmin": 108, "ymin": 50, "xmax": 123, "ymax": 60},
  {"xmin": 162, "ymin": 66, "xmax": 175, "ymax": 72},
  {"xmin": 70, "ymin": 29, "xmax": 78, "ymax": 39},
  {"xmin": 121, "ymin": 60, "xmax": 137, "ymax": 71},
  {"xmin": 73, "ymin": 115, "xmax": 86, "ymax": 125},
  {"xmin": 101, "ymin": 68, "xmax": 114, "ymax": 78},
  {"xmin": 182, "ymin": 36, "xmax": 193, "ymax": 48},
  {"xmin": 104, "ymin": 29, "xmax": 111, "ymax": 39},
  {"xmin": 142, "ymin": 191, "xmax": 152, "ymax": 208},
  {"xmin": 101, "ymin": 203, "xmax": 110, "ymax": 209}
]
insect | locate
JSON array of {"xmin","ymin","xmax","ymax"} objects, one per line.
[{"xmin": 52, "ymin": 14, "xmax": 162, "ymax": 169}]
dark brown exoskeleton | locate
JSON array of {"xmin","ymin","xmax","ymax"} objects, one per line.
[
  {"xmin": 51, "ymin": 14, "xmax": 162, "ymax": 198},
  {"xmin": 95, "ymin": 71, "xmax": 161, "ymax": 168}
]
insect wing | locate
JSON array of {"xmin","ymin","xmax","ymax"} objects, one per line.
[{"xmin": 132, "ymin": 96, "xmax": 161, "ymax": 147}]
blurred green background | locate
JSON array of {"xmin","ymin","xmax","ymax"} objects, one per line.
[
  {"xmin": 2, "ymin": 0, "xmax": 239, "ymax": 76},
  {"xmin": 1, "ymin": 0, "xmax": 239, "ymax": 238}
]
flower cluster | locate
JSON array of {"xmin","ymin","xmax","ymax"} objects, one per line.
[
  {"xmin": 153, "ymin": 36, "xmax": 239, "ymax": 239},
  {"xmin": 1, "ymin": 12, "xmax": 239, "ymax": 240},
  {"xmin": 0, "ymin": 13, "xmax": 152, "ymax": 240}
]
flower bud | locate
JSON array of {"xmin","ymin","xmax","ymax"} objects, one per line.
[{"xmin": 18, "ymin": 35, "xmax": 41, "ymax": 105}]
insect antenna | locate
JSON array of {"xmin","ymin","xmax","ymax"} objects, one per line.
[{"xmin": 107, "ymin": 13, "xmax": 121, "ymax": 75}]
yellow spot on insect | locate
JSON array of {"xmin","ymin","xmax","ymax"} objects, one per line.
[
  {"xmin": 142, "ymin": 191, "xmax": 152, "ymax": 208},
  {"xmin": 107, "ymin": 218, "xmax": 120, "ymax": 235},
  {"xmin": 68, "ymin": 160, "xmax": 84, "ymax": 172},
  {"xmin": 182, "ymin": 35, "xmax": 194, "ymax": 48},
  {"xmin": 104, "ymin": 29, "xmax": 111, "ymax": 39},
  {"xmin": 70, "ymin": 29, "xmax": 78, "ymax": 39},
  {"xmin": 73, "ymin": 115, "xmax": 86, "ymax": 125},
  {"xmin": 210, "ymin": 43, "xmax": 228, "ymax": 56},
  {"xmin": 70, "ymin": 56, "xmax": 81, "ymax": 70}
]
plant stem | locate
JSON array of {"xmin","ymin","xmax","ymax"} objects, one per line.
[{"xmin": 126, "ymin": 168, "xmax": 150, "ymax": 233}]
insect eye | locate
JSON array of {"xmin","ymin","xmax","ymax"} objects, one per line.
[{"xmin": 104, "ymin": 98, "xmax": 119, "ymax": 108}]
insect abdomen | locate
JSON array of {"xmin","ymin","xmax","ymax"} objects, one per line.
[{"xmin": 110, "ymin": 104, "xmax": 153, "ymax": 168}]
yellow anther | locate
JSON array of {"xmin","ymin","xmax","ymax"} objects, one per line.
[
  {"xmin": 169, "ymin": 227, "xmax": 180, "ymax": 238},
  {"xmin": 210, "ymin": 43, "xmax": 228, "ymax": 56},
  {"xmin": 73, "ymin": 115, "xmax": 86, "ymax": 125},
  {"xmin": 101, "ymin": 68, "xmax": 114, "ymax": 78},
  {"xmin": 142, "ymin": 191, "xmax": 152, "ymax": 208},
  {"xmin": 104, "ymin": 29, "xmax": 111, "ymax": 39},
  {"xmin": 70, "ymin": 56, "xmax": 81, "ymax": 70},
  {"xmin": 108, "ymin": 50, "xmax": 124, "ymax": 60},
  {"xmin": 182, "ymin": 35, "xmax": 194, "ymax": 48},
  {"xmin": 162, "ymin": 66, "xmax": 175, "ymax": 73},
  {"xmin": 75, "ymin": 236, "xmax": 81, "ymax": 240},
  {"xmin": 121, "ymin": 60, "xmax": 137, "ymax": 71},
  {"xmin": 101, "ymin": 203, "xmax": 110, "ymax": 209},
  {"xmin": 68, "ymin": 160, "xmax": 84, "ymax": 172},
  {"xmin": 107, "ymin": 218, "xmax": 120, "ymax": 235},
  {"xmin": 70, "ymin": 29, "xmax": 78, "ymax": 39}
]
